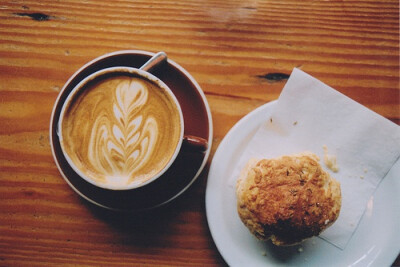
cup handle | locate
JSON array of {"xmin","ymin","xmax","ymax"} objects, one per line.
[{"xmin": 183, "ymin": 135, "xmax": 208, "ymax": 152}]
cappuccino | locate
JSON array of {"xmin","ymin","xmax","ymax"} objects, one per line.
[{"xmin": 59, "ymin": 70, "xmax": 182, "ymax": 189}]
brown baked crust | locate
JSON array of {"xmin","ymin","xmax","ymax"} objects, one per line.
[{"xmin": 236, "ymin": 153, "xmax": 341, "ymax": 246}]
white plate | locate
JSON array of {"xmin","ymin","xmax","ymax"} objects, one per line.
[{"xmin": 206, "ymin": 101, "xmax": 400, "ymax": 267}]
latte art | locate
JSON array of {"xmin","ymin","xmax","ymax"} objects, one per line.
[
  {"xmin": 60, "ymin": 73, "xmax": 182, "ymax": 188},
  {"xmin": 88, "ymin": 79, "xmax": 159, "ymax": 185}
]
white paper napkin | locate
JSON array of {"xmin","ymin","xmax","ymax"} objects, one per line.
[{"xmin": 232, "ymin": 68, "xmax": 400, "ymax": 249}]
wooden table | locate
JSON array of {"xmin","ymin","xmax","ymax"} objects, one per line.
[{"xmin": 1, "ymin": 0, "xmax": 399, "ymax": 265}]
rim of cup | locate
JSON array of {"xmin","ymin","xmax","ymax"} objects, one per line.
[{"xmin": 57, "ymin": 66, "xmax": 185, "ymax": 191}]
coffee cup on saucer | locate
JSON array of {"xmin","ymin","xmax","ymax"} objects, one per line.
[{"xmin": 50, "ymin": 50, "xmax": 212, "ymax": 211}]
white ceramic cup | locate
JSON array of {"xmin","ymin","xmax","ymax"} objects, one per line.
[{"xmin": 57, "ymin": 66, "xmax": 207, "ymax": 190}]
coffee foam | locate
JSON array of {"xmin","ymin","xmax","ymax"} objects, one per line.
[{"xmin": 60, "ymin": 73, "xmax": 181, "ymax": 188}]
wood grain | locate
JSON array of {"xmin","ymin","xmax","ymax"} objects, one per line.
[{"xmin": 0, "ymin": 0, "xmax": 399, "ymax": 266}]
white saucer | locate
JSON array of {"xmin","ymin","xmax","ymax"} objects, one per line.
[{"xmin": 205, "ymin": 101, "xmax": 400, "ymax": 266}]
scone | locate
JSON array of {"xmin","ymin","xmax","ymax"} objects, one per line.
[{"xmin": 236, "ymin": 153, "xmax": 341, "ymax": 246}]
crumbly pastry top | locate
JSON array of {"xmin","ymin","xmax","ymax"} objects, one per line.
[{"xmin": 236, "ymin": 153, "xmax": 341, "ymax": 246}]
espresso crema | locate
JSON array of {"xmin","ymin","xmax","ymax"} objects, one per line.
[{"xmin": 60, "ymin": 73, "xmax": 182, "ymax": 188}]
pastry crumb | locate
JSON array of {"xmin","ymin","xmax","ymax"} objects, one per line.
[
  {"xmin": 323, "ymin": 145, "xmax": 339, "ymax": 172},
  {"xmin": 261, "ymin": 251, "xmax": 267, "ymax": 256}
]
